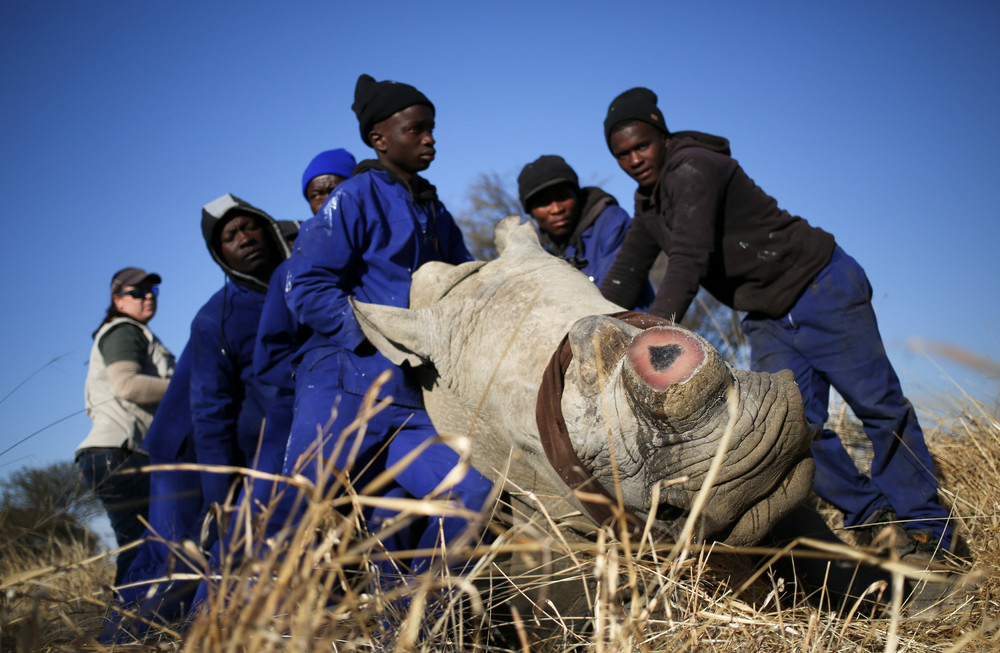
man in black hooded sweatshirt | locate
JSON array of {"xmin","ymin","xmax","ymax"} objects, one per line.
[{"xmin": 599, "ymin": 87, "xmax": 953, "ymax": 560}]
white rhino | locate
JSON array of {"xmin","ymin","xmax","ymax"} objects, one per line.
[{"xmin": 350, "ymin": 216, "xmax": 814, "ymax": 546}]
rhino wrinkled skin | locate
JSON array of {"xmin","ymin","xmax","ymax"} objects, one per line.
[{"xmin": 350, "ymin": 216, "xmax": 815, "ymax": 546}]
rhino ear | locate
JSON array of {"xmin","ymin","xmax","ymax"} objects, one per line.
[
  {"xmin": 567, "ymin": 315, "xmax": 641, "ymax": 391},
  {"xmin": 494, "ymin": 215, "xmax": 540, "ymax": 255},
  {"xmin": 349, "ymin": 298, "xmax": 437, "ymax": 368},
  {"xmin": 410, "ymin": 259, "xmax": 486, "ymax": 309}
]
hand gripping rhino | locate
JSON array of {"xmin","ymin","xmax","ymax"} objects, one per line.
[{"xmin": 350, "ymin": 216, "xmax": 815, "ymax": 546}]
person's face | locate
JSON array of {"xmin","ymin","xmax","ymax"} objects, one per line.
[
  {"xmin": 218, "ymin": 214, "xmax": 277, "ymax": 280},
  {"xmin": 609, "ymin": 122, "xmax": 670, "ymax": 190},
  {"xmin": 305, "ymin": 173, "xmax": 348, "ymax": 215},
  {"xmin": 370, "ymin": 104, "xmax": 436, "ymax": 179},
  {"xmin": 116, "ymin": 284, "xmax": 158, "ymax": 324},
  {"xmin": 529, "ymin": 183, "xmax": 579, "ymax": 240}
]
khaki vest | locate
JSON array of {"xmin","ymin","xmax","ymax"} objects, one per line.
[{"xmin": 78, "ymin": 318, "xmax": 175, "ymax": 453}]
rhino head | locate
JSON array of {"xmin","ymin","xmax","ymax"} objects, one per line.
[
  {"xmin": 350, "ymin": 216, "xmax": 815, "ymax": 545},
  {"xmin": 563, "ymin": 314, "xmax": 815, "ymax": 543}
]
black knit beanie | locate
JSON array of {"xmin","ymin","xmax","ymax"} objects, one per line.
[
  {"xmin": 517, "ymin": 155, "xmax": 580, "ymax": 213},
  {"xmin": 352, "ymin": 74, "xmax": 435, "ymax": 147},
  {"xmin": 603, "ymin": 87, "xmax": 670, "ymax": 145}
]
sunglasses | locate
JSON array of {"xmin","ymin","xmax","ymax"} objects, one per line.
[{"xmin": 118, "ymin": 286, "xmax": 159, "ymax": 299}]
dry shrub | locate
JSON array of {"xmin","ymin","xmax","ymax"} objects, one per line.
[
  {"xmin": 0, "ymin": 532, "xmax": 115, "ymax": 651},
  {"xmin": 4, "ymin": 368, "xmax": 999, "ymax": 652}
]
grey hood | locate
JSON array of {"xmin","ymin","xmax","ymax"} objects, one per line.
[{"xmin": 200, "ymin": 193, "xmax": 291, "ymax": 293}]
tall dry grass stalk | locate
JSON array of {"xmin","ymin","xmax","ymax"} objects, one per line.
[{"xmin": 3, "ymin": 356, "xmax": 999, "ymax": 652}]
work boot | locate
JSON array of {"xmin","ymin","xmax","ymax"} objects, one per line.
[
  {"xmin": 902, "ymin": 528, "xmax": 946, "ymax": 564},
  {"xmin": 853, "ymin": 509, "xmax": 915, "ymax": 558}
]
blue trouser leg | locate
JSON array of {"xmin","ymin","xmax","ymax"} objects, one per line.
[
  {"xmin": 194, "ymin": 355, "xmax": 495, "ymax": 613},
  {"xmin": 117, "ymin": 438, "xmax": 202, "ymax": 594},
  {"xmin": 254, "ymin": 390, "xmax": 294, "ymax": 476},
  {"xmin": 188, "ymin": 394, "xmax": 297, "ymax": 612},
  {"xmin": 270, "ymin": 353, "xmax": 493, "ymax": 578},
  {"xmin": 221, "ymin": 391, "xmax": 295, "ymax": 547},
  {"xmin": 146, "ymin": 437, "xmax": 203, "ymax": 547},
  {"xmin": 263, "ymin": 372, "xmax": 373, "ymax": 538},
  {"xmin": 744, "ymin": 316, "xmax": 891, "ymax": 524},
  {"xmin": 378, "ymin": 404, "xmax": 493, "ymax": 576},
  {"xmin": 368, "ymin": 484, "xmax": 417, "ymax": 583},
  {"xmin": 742, "ymin": 247, "xmax": 951, "ymax": 548},
  {"xmin": 101, "ymin": 439, "xmax": 203, "ymax": 643}
]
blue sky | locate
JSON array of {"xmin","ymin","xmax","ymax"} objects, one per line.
[{"xmin": 1, "ymin": 1, "xmax": 998, "ymax": 476}]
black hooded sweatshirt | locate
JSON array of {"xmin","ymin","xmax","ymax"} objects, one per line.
[{"xmin": 600, "ymin": 131, "xmax": 835, "ymax": 321}]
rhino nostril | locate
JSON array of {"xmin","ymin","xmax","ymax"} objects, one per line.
[
  {"xmin": 649, "ymin": 344, "xmax": 683, "ymax": 371},
  {"xmin": 656, "ymin": 503, "xmax": 686, "ymax": 523}
]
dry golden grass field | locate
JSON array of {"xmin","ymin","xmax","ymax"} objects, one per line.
[{"xmin": 2, "ymin": 370, "xmax": 998, "ymax": 652}]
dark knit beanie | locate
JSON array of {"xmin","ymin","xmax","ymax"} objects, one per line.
[
  {"xmin": 278, "ymin": 219, "xmax": 301, "ymax": 243},
  {"xmin": 301, "ymin": 148, "xmax": 357, "ymax": 197},
  {"xmin": 352, "ymin": 74, "xmax": 434, "ymax": 146},
  {"xmin": 603, "ymin": 87, "xmax": 670, "ymax": 145},
  {"xmin": 517, "ymin": 155, "xmax": 580, "ymax": 212}
]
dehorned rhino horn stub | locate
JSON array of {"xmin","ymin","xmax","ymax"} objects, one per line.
[{"xmin": 623, "ymin": 326, "xmax": 730, "ymax": 423}]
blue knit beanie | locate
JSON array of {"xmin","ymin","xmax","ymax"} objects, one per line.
[{"xmin": 301, "ymin": 148, "xmax": 357, "ymax": 197}]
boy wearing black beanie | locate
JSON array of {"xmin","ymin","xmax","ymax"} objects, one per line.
[
  {"xmin": 272, "ymin": 75, "xmax": 493, "ymax": 584},
  {"xmin": 599, "ymin": 87, "xmax": 953, "ymax": 561}
]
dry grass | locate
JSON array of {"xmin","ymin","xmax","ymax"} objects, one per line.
[
  {"xmin": 1, "ymin": 535, "xmax": 115, "ymax": 651},
  {"xmin": 3, "ymin": 377, "xmax": 999, "ymax": 652}
]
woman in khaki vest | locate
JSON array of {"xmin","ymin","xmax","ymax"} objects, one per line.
[{"xmin": 76, "ymin": 267, "xmax": 175, "ymax": 583}]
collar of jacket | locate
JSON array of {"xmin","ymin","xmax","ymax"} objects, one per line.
[{"xmin": 354, "ymin": 159, "xmax": 439, "ymax": 204}]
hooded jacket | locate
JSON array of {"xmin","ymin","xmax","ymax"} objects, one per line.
[
  {"xmin": 190, "ymin": 194, "xmax": 291, "ymax": 505},
  {"xmin": 253, "ymin": 258, "xmax": 306, "ymax": 395},
  {"xmin": 285, "ymin": 161, "xmax": 472, "ymax": 407},
  {"xmin": 600, "ymin": 132, "xmax": 836, "ymax": 321},
  {"xmin": 141, "ymin": 344, "xmax": 193, "ymax": 462},
  {"xmin": 200, "ymin": 194, "xmax": 291, "ymax": 293},
  {"xmin": 250, "ymin": 257, "xmax": 305, "ymax": 473}
]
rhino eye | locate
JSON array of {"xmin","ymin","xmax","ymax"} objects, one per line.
[{"xmin": 649, "ymin": 344, "xmax": 683, "ymax": 371}]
